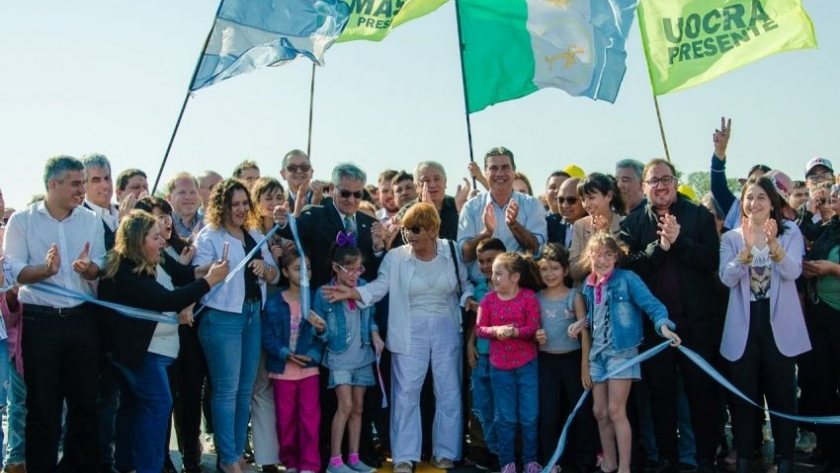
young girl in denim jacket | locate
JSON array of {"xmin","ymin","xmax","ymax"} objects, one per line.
[
  {"xmin": 262, "ymin": 252, "xmax": 325, "ymax": 473},
  {"xmin": 313, "ymin": 238, "xmax": 384, "ymax": 473},
  {"xmin": 475, "ymin": 252, "xmax": 543, "ymax": 473},
  {"xmin": 573, "ymin": 233, "xmax": 680, "ymax": 473}
]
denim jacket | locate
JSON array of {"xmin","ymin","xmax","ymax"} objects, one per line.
[
  {"xmin": 262, "ymin": 287, "xmax": 324, "ymax": 374},
  {"xmin": 313, "ymin": 281, "xmax": 378, "ymax": 354},
  {"xmin": 582, "ymin": 269, "xmax": 675, "ymax": 351}
]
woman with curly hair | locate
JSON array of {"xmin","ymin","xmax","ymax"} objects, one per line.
[{"xmin": 193, "ymin": 179, "xmax": 281, "ymax": 473}]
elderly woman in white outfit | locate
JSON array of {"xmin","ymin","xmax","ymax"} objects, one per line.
[{"xmin": 326, "ymin": 203, "xmax": 475, "ymax": 473}]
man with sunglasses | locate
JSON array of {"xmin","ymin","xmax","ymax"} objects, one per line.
[
  {"xmin": 275, "ymin": 162, "xmax": 384, "ymax": 287},
  {"xmin": 547, "ymin": 177, "xmax": 586, "ymax": 248},
  {"xmin": 458, "ymin": 147, "xmax": 547, "ymax": 283},
  {"xmin": 279, "ymin": 149, "xmax": 326, "ymax": 212},
  {"xmin": 619, "ymin": 159, "xmax": 722, "ymax": 473}
]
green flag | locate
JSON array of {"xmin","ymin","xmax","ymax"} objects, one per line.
[
  {"xmin": 638, "ymin": 0, "xmax": 817, "ymax": 95},
  {"xmin": 337, "ymin": 0, "xmax": 448, "ymax": 42}
]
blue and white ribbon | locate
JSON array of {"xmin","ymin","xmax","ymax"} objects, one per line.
[
  {"xmin": 36, "ymin": 281, "xmax": 178, "ymax": 324},
  {"xmin": 540, "ymin": 341, "xmax": 840, "ymax": 473}
]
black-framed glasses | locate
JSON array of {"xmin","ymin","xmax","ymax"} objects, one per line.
[
  {"xmin": 337, "ymin": 188, "xmax": 364, "ymax": 200},
  {"xmin": 285, "ymin": 164, "xmax": 311, "ymax": 173},
  {"xmin": 558, "ymin": 197, "xmax": 579, "ymax": 205},
  {"xmin": 645, "ymin": 176, "xmax": 676, "ymax": 187}
]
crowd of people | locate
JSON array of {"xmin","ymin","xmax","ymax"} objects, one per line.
[{"xmin": 0, "ymin": 117, "xmax": 838, "ymax": 473}]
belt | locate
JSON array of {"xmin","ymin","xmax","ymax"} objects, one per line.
[{"xmin": 25, "ymin": 303, "xmax": 91, "ymax": 318}]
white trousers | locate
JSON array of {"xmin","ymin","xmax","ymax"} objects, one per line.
[{"xmin": 390, "ymin": 316, "xmax": 463, "ymax": 463}]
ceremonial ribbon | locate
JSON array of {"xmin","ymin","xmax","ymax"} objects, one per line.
[
  {"xmin": 36, "ymin": 281, "xmax": 178, "ymax": 324},
  {"xmin": 288, "ymin": 215, "xmax": 310, "ymax": 325},
  {"xmin": 540, "ymin": 341, "xmax": 840, "ymax": 473},
  {"xmin": 376, "ymin": 351, "xmax": 388, "ymax": 409}
]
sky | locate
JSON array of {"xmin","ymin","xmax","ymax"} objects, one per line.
[{"xmin": 0, "ymin": 1, "xmax": 837, "ymax": 210}]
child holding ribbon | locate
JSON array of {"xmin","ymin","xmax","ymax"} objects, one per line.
[{"xmin": 573, "ymin": 233, "xmax": 680, "ymax": 473}]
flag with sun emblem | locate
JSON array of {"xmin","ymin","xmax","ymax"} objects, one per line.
[{"xmin": 458, "ymin": 0, "xmax": 638, "ymax": 112}]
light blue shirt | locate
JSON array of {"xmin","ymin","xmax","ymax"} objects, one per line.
[{"xmin": 457, "ymin": 191, "xmax": 547, "ymax": 283}]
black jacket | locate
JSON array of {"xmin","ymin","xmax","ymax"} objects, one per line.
[
  {"xmin": 278, "ymin": 204, "xmax": 383, "ymax": 287},
  {"xmin": 619, "ymin": 195, "xmax": 721, "ymax": 328},
  {"xmin": 98, "ymin": 252, "xmax": 210, "ymax": 369}
]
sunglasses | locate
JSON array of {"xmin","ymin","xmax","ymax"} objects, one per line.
[
  {"xmin": 558, "ymin": 197, "xmax": 579, "ymax": 205},
  {"xmin": 337, "ymin": 188, "xmax": 364, "ymax": 200},
  {"xmin": 285, "ymin": 164, "xmax": 311, "ymax": 173},
  {"xmin": 404, "ymin": 226, "xmax": 423, "ymax": 234}
]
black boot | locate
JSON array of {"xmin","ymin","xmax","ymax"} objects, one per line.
[
  {"xmin": 776, "ymin": 460, "xmax": 794, "ymax": 473},
  {"xmin": 736, "ymin": 458, "xmax": 753, "ymax": 473}
]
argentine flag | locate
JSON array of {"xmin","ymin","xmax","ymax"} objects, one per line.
[
  {"xmin": 191, "ymin": 0, "xmax": 351, "ymax": 91},
  {"xmin": 458, "ymin": 0, "xmax": 638, "ymax": 112}
]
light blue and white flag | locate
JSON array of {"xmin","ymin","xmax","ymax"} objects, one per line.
[
  {"xmin": 458, "ymin": 0, "xmax": 638, "ymax": 112},
  {"xmin": 191, "ymin": 0, "xmax": 351, "ymax": 91}
]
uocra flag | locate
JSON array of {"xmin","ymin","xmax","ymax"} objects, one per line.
[
  {"xmin": 191, "ymin": 0, "xmax": 351, "ymax": 91},
  {"xmin": 638, "ymin": 0, "xmax": 817, "ymax": 95},
  {"xmin": 338, "ymin": 0, "xmax": 448, "ymax": 42},
  {"xmin": 458, "ymin": 0, "xmax": 638, "ymax": 113}
]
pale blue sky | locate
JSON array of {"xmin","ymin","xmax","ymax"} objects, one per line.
[{"xmin": 0, "ymin": 1, "xmax": 837, "ymax": 209}]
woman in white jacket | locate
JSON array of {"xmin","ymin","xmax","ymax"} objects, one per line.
[{"xmin": 325, "ymin": 203, "xmax": 476, "ymax": 473}]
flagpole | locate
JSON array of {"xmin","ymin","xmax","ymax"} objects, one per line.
[
  {"xmin": 151, "ymin": 0, "xmax": 225, "ymax": 194},
  {"xmin": 652, "ymin": 94, "xmax": 672, "ymax": 163},
  {"xmin": 306, "ymin": 63, "xmax": 317, "ymax": 157},
  {"xmin": 637, "ymin": 20, "xmax": 672, "ymax": 164},
  {"xmin": 453, "ymin": 0, "xmax": 477, "ymax": 186}
]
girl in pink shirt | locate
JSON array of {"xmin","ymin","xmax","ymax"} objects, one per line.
[{"xmin": 475, "ymin": 252, "xmax": 542, "ymax": 473}]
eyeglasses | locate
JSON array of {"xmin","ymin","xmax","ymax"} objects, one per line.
[
  {"xmin": 405, "ymin": 226, "xmax": 422, "ymax": 234},
  {"xmin": 337, "ymin": 264, "xmax": 365, "ymax": 276},
  {"xmin": 285, "ymin": 164, "xmax": 311, "ymax": 173},
  {"xmin": 807, "ymin": 171, "xmax": 833, "ymax": 183},
  {"xmin": 645, "ymin": 176, "xmax": 676, "ymax": 187},
  {"xmin": 337, "ymin": 188, "xmax": 364, "ymax": 200},
  {"xmin": 558, "ymin": 197, "xmax": 579, "ymax": 205}
]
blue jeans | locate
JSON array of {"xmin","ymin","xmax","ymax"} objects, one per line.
[
  {"xmin": 199, "ymin": 301, "xmax": 262, "ymax": 465},
  {"xmin": 112, "ymin": 352, "xmax": 175, "ymax": 473},
  {"xmin": 471, "ymin": 354, "xmax": 496, "ymax": 452},
  {"xmin": 490, "ymin": 357, "xmax": 539, "ymax": 466},
  {"xmin": 6, "ymin": 354, "xmax": 26, "ymax": 465}
]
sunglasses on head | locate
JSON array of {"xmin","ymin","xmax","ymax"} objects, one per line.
[
  {"xmin": 558, "ymin": 197, "xmax": 579, "ymax": 205},
  {"xmin": 337, "ymin": 189, "xmax": 364, "ymax": 200},
  {"xmin": 285, "ymin": 164, "xmax": 311, "ymax": 173}
]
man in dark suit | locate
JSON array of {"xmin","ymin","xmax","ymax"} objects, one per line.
[
  {"xmin": 274, "ymin": 162, "xmax": 385, "ymax": 470},
  {"xmin": 547, "ymin": 177, "xmax": 586, "ymax": 247},
  {"xmin": 275, "ymin": 162, "xmax": 384, "ymax": 286}
]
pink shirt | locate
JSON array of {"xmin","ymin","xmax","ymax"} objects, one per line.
[
  {"xmin": 476, "ymin": 288, "xmax": 541, "ymax": 370},
  {"xmin": 268, "ymin": 297, "xmax": 319, "ymax": 381},
  {"xmin": 1, "ymin": 294, "xmax": 23, "ymax": 375}
]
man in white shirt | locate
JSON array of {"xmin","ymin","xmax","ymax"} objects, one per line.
[
  {"xmin": 458, "ymin": 147, "xmax": 547, "ymax": 283},
  {"xmin": 3, "ymin": 155, "xmax": 106, "ymax": 473}
]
